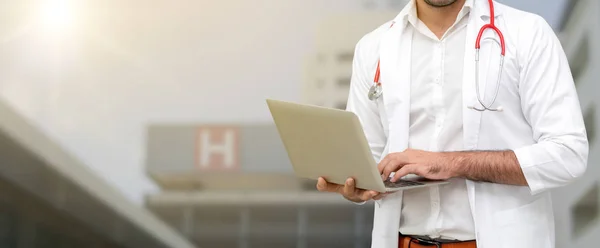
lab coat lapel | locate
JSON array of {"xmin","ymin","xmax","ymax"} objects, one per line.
[
  {"xmin": 462, "ymin": 1, "xmax": 500, "ymax": 243},
  {"xmin": 371, "ymin": 20, "xmax": 412, "ymax": 248},
  {"xmin": 380, "ymin": 23, "xmax": 411, "ymax": 153},
  {"xmin": 461, "ymin": 12, "xmax": 481, "ymax": 241},
  {"xmin": 463, "ymin": 0, "xmax": 487, "ymax": 152}
]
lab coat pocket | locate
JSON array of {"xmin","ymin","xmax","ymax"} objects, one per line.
[{"xmin": 492, "ymin": 198, "xmax": 551, "ymax": 248}]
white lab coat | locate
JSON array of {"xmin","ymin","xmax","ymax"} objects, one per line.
[{"xmin": 345, "ymin": 1, "xmax": 589, "ymax": 248}]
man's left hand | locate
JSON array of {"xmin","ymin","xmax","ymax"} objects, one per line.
[{"xmin": 377, "ymin": 149, "xmax": 457, "ymax": 182}]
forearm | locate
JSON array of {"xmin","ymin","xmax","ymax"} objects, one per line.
[{"xmin": 445, "ymin": 150, "xmax": 528, "ymax": 186}]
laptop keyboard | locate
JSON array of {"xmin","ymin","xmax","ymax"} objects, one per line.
[{"xmin": 384, "ymin": 179, "xmax": 424, "ymax": 188}]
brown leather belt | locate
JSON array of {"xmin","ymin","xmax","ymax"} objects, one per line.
[{"xmin": 398, "ymin": 235, "xmax": 477, "ymax": 248}]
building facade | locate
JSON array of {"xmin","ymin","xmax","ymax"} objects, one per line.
[
  {"xmin": 144, "ymin": 125, "xmax": 375, "ymax": 248},
  {"xmin": 0, "ymin": 99, "xmax": 193, "ymax": 248},
  {"xmin": 144, "ymin": 7, "xmax": 404, "ymax": 248},
  {"xmin": 302, "ymin": 10, "xmax": 403, "ymax": 109}
]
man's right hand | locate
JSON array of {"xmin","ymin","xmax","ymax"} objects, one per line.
[{"xmin": 316, "ymin": 177, "xmax": 386, "ymax": 203}]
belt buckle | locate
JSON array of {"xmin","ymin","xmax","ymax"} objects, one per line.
[{"xmin": 411, "ymin": 237, "xmax": 442, "ymax": 248}]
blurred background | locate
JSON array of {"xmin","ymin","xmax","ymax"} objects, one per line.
[{"xmin": 0, "ymin": 0, "xmax": 597, "ymax": 247}]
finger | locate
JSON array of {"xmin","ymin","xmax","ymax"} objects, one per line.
[
  {"xmin": 359, "ymin": 190, "xmax": 379, "ymax": 201},
  {"xmin": 381, "ymin": 157, "xmax": 405, "ymax": 181},
  {"xmin": 378, "ymin": 155, "xmax": 394, "ymax": 179},
  {"xmin": 377, "ymin": 154, "xmax": 392, "ymax": 174},
  {"xmin": 373, "ymin": 192, "xmax": 389, "ymax": 200},
  {"xmin": 316, "ymin": 177, "xmax": 342, "ymax": 192},
  {"xmin": 316, "ymin": 177, "xmax": 327, "ymax": 191},
  {"xmin": 342, "ymin": 178, "xmax": 356, "ymax": 197},
  {"xmin": 391, "ymin": 164, "xmax": 419, "ymax": 182}
]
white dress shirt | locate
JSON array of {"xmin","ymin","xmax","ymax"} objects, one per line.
[{"xmin": 398, "ymin": 1, "xmax": 476, "ymax": 240}]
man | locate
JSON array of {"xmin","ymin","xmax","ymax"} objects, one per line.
[{"xmin": 316, "ymin": 0, "xmax": 589, "ymax": 248}]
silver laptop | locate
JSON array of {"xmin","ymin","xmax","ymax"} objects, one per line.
[{"xmin": 266, "ymin": 99, "xmax": 448, "ymax": 193}]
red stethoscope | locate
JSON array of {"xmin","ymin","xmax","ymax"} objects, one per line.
[{"xmin": 368, "ymin": 0, "xmax": 505, "ymax": 112}]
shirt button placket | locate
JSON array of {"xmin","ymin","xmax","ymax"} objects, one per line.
[{"xmin": 433, "ymin": 41, "xmax": 443, "ymax": 139}]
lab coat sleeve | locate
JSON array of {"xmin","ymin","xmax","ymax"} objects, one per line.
[
  {"xmin": 513, "ymin": 16, "xmax": 589, "ymax": 195},
  {"xmin": 346, "ymin": 36, "xmax": 387, "ymax": 163}
]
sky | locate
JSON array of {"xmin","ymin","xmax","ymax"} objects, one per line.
[{"xmin": 0, "ymin": 0, "xmax": 569, "ymax": 205}]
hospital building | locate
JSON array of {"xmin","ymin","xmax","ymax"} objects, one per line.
[
  {"xmin": 302, "ymin": 5, "xmax": 406, "ymax": 110},
  {"xmin": 0, "ymin": 100, "xmax": 194, "ymax": 248},
  {"xmin": 142, "ymin": 8, "xmax": 402, "ymax": 248}
]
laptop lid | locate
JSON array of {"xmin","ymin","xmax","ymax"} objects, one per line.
[{"xmin": 266, "ymin": 99, "xmax": 387, "ymax": 192}]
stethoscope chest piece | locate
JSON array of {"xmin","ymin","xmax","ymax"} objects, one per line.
[{"xmin": 368, "ymin": 84, "xmax": 383, "ymax": 101}]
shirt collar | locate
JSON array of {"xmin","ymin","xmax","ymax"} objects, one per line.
[{"xmin": 393, "ymin": 0, "xmax": 500, "ymax": 26}]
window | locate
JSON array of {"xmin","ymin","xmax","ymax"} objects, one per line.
[
  {"xmin": 336, "ymin": 77, "xmax": 351, "ymax": 87},
  {"xmin": 571, "ymin": 181, "xmax": 599, "ymax": 238},
  {"xmin": 34, "ymin": 222, "xmax": 69, "ymax": 247},
  {"xmin": 300, "ymin": 179, "xmax": 318, "ymax": 191},
  {"xmin": 317, "ymin": 53, "xmax": 325, "ymax": 63},
  {"xmin": 571, "ymin": 35, "xmax": 589, "ymax": 86},
  {"xmin": 584, "ymin": 105, "xmax": 596, "ymax": 146},
  {"xmin": 316, "ymin": 79, "xmax": 325, "ymax": 89},
  {"xmin": 337, "ymin": 52, "xmax": 354, "ymax": 63},
  {"xmin": 0, "ymin": 210, "xmax": 16, "ymax": 248}
]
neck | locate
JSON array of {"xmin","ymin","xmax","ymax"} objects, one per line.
[{"xmin": 416, "ymin": 0, "xmax": 466, "ymax": 38}]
